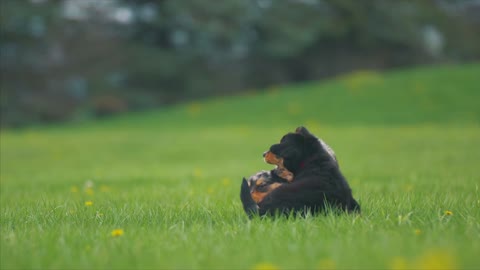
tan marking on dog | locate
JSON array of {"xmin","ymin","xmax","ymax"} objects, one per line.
[
  {"xmin": 251, "ymin": 182, "xmax": 282, "ymax": 203},
  {"xmin": 265, "ymin": 151, "xmax": 294, "ymax": 182},
  {"xmin": 264, "ymin": 151, "xmax": 282, "ymax": 165},
  {"xmin": 274, "ymin": 167, "xmax": 294, "ymax": 182}
]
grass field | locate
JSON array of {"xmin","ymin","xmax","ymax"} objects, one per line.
[{"xmin": 1, "ymin": 64, "xmax": 479, "ymax": 269}]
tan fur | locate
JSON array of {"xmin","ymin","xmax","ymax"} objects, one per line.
[
  {"xmin": 264, "ymin": 151, "xmax": 294, "ymax": 182},
  {"xmin": 251, "ymin": 179, "xmax": 282, "ymax": 203}
]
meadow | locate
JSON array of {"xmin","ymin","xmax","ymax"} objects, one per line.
[{"xmin": 1, "ymin": 64, "xmax": 479, "ymax": 269}]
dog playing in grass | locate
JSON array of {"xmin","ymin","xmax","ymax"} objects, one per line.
[
  {"xmin": 241, "ymin": 126, "xmax": 359, "ymax": 217},
  {"xmin": 245, "ymin": 138, "xmax": 338, "ymax": 203}
]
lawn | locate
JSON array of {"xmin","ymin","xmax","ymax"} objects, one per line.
[{"xmin": 1, "ymin": 64, "xmax": 479, "ymax": 269}]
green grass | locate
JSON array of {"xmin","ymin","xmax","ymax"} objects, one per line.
[{"xmin": 1, "ymin": 64, "xmax": 480, "ymax": 269}]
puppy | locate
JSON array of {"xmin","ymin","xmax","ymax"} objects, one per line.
[
  {"xmin": 245, "ymin": 170, "xmax": 286, "ymax": 203},
  {"xmin": 241, "ymin": 126, "xmax": 360, "ymax": 217},
  {"xmin": 244, "ymin": 138, "xmax": 339, "ymax": 205}
]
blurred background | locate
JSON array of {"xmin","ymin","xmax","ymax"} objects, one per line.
[{"xmin": 1, "ymin": 0, "xmax": 479, "ymax": 128}]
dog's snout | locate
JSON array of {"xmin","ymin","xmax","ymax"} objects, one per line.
[{"xmin": 263, "ymin": 151, "xmax": 268, "ymax": 157}]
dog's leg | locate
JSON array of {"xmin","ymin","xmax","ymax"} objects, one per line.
[
  {"xmin": 257, "ymin": 181, "xmax": 335, "ymax": 216},
  {"xmin": 240, "ymin": 178, "xmax": 259, "ymax": 218}
]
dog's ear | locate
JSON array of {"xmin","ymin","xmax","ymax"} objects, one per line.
[
  {"xmin": 243, "ymin": 177, "xmax": 251, "ymax": 187},
  {"xmin": 295, "ymin": 126, "xmax": 313, "ymax": 137}
]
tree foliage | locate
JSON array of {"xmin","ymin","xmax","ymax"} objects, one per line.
[{"xmin": 1, "ymin": 0, "xmax": 479, "ymax": 127}]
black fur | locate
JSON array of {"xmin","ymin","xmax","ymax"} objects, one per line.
[
  {"xmin": 240, "ymin": 126, "xmax": 360, "ymax": 217},
  {"xmin": 240, "ymin": 178, "xmax": 259, "ymax": 218}
]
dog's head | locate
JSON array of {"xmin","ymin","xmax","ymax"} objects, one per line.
[
  {"xmin": 263, "ymin": 126, "xmax": 323, "ymax": 173},
  {"xmin": 246, "ymin": 171, "xmax": 282, "ymax": 203}
]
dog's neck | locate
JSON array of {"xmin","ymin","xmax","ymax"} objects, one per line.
[
  {"xmin": 295, "ymin": 152, "xmax": 339, "ymax": 176},
  {"xmin": 299, "ymin": 155, "xmax": 317, "ymax": 169}
]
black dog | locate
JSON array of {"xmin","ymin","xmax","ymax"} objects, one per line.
[{"xmin": 240, "ymin": 126, "xmax": 360, "ymax": 217}]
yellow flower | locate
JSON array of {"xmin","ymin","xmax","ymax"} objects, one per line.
[
  {"xmin": 193, "ymin": 168, "xmax": 203, "ymax": 178},
  {"xmin": 187, "ymin": 102, "xmax": 202, "ymax": 116},
  {"xmin": 389, "ymin": 256, "xmax": 408, "ymax": 270},
  {"xmin": 403, "ymin": 184, "xmax": 414, "ymax": 192},
  {"xmin": 287, "ymin": 102, "xmax": 301, "ymax": 115},
  {"xmin": 318, "ymin": 258, "xmax": 336, "ymax": 270},
  {"xmin": 414, "ymin": 250, "xmax": 457, "ymax": 270},
  {"xmin": 84, "ymin": 201, "xmax": 93, "ymax": 206},
  {"xmin": 388, "ymin": 250, "xmax": 457, "ymax": 270},
  {"xmin": 414, "ymin": 229, "xmax": 422, "ymax": 235},
  {"xmin": 100, "ymin": 185, "xmax": 111, "ymax": 192},
  {"xmin": 267, "ymin": 87, "xmax": 279, "ymax": 97},
  {"xmin": 444, "ymin": 210, "xmax": 453, "ymax": 216},
  {"xmin": 304, "ymin": 120, "xmax": 320, "ymax": 130},
  {"xmin": 343, "ymin": 70, "xmax": 382, "ymax": 92},
  {"xmin": 111, "ymin": 229, "xmax": 124, "ymax": 237},
  {"xmin": 222, "ymin": 178, "xmax": 231, "ymax": 187},
  {"xmin": 85, "ymin": 187, "xmax": 94, "ymax": 196},
  {"xmin": 70, "ymin": 186, "xmax": 79, "ymax": 193},
  {"xmin": 252, "ymin": 262, "xmax": 279, "ymax": 270}
]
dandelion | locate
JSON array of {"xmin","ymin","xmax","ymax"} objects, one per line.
[
  {"xmin": 444, "ymin": 210, "xmax": 453, "ymax": 216},
  {"xmin": 414, "ymin": 82, "xmax": 426, "ymax": 94},
  {"xmin": 304, "ymin": 120, "xmax": 320, "ymax": 130},
  {"xmin": 222, "ymin": 178, "xmax": 231, "ymax": 187},
  {"xmin": 70, "ymin": 186, "xmax": 79, "ymax": 193},
  {"xmin": 187, "ymin": 102, "xmax": 202, "ymax": 116},
  {"xmin": 388, "ymin": 250, "xmax": 457, "ymax": 270},
  {"xmin": 85, "ymin": 201, "xmax": 93, "ymax": 206},
  {"xmin": 207, "ymin": 187, "xmax": 215, "ymax": 195},
  {"xmin": 100, "ymin": 185, "xmax": 111, "ymax": 192},
  {"xmin": 287, "ymin": 102, "xmax": 301, "ymax": 115},
  {"xmin": 236, "ymin": 126, "xmax": 251, "ymax": 136},
  {"xmin": 111, "ymin": 229, "xmax": 124, "ymax": 237},
  {"xmin": 414, "ymin": 229, "xmax": 422, "ymax": 235},
  {"xmin": 193, "ymin": 168, "xmax": 203, "ymax": 178},
  {"xmin": 403, "ymin": 184, "xmax": 414, "ymax": 192},
  {"xmin": 343, "ymin": 70, "xmax": 383, "ymax": 92},
  {"xmin": 85, "ymin": 187, "xmax": 94, "ymax": 196},
  {"xmin": 389, "ymin": 256, "xmax": 408, "ymax": 270},
  {"xmin": 318, "ymin": 258, "xmax": 336, "ymax": 270},
  {"xmin": 267, "ymin": 87, "xmax": 279, "ymax": 97},
  {"xmin": 252, "ymin": 262, "xmax": 279, "ymax": 270},
  {"xmin": 414, "ymin": 250, "xmax": 457, "ymax": 270}
]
